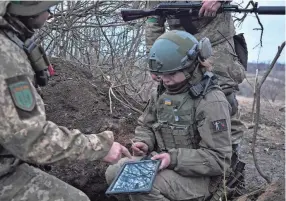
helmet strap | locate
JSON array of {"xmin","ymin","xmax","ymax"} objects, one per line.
[
  {"xmin": 184, "ymin": 63, "xmax": 205, "ymax": 86},
  {"xmin": 182, "ymin": 61, "xmax": 199, "ymax": 80}
]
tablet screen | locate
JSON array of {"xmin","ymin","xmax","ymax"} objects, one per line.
[{"xmin": 106, "ymin": 160, "xmax": 160, "ymax": 195}]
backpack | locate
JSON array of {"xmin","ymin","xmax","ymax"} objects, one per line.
[{"xmin": 233, "ymin": 33, "xmax": 248, "ymax": 70}]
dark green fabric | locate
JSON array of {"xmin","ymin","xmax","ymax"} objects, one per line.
[{"xmin": 7, "ymin": 1, "xmax": 59, "ymax": 16}]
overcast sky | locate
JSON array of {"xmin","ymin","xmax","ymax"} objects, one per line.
[{"xmin": 233, "ymin": 0, "xmax": 285, "ymax": 63}]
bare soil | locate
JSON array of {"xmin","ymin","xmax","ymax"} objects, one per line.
[
  {"xmin": 41, "ymin": 58, "xmax": 285, "ymax": 201},
  {"xmin": 40, "ymin": 58, "xmax": 138, "ymax": 201}
]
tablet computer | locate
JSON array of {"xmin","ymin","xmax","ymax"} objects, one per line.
[{"xmin": 105, "ymin": 159, "xmax": 161, "ymax": 195}]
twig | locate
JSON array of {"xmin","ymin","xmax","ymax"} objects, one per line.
[
  {"xmin": 109, "ymin": 85, "xmax": 113, "ymax": 114},
  {"xmin": 236, "ymin": 184, "xmax": 266, "ymax": 201},
  {"xmin": 252, "ymin": 41, "xmax": 285, "ymax": 184},
  {"xmin": 253, "ymin": 11, "xmax": 264, "ymax": 47},
  {"xmin": 130, "ymin": 139, "xmax": 135, "ymax": 156},
  {"xmin": 233, "ymin": 1, "xmax": 264, "ymax": 47},
  {"xmin": 95, "ymin": 15, "xmax": 115, "ymax": 69},
  {"xmin": 110, "ymin": 87, "xmax": 143, "ymax": 114},
  {"xmin": 233, "ymin": 0, "xmax": 253, "ymax": 25},
  {"xmin": 245, "ymin": 77, "xmax": 282, "ymax": 124},
  {"xmin": 251, "ymin": 69, "xmax": 259, "ymax": 124}
]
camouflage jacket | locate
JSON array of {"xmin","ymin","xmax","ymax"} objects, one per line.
[
  {"xmin": 133, "ymin": 85, "xmax": 232, "ymax": 177},
  {"xmin": 0, "ymin": 2, "xmax": 113, "ymax": 173},
  {"xmin": 145, "ymin": 1, "xmax": 245, "ymax": 89},
  {"xmin": 145, "ymin": 1, "xmax": 236, "ymax": 52}
]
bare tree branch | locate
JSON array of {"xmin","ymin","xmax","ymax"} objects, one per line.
[
  {"xmin": 252, "ymin": 41, "xmax": 285, "ymax": 184},
  {"xmin": 233, "ymin": 1, "xmax": 264, "ymax": 47}
]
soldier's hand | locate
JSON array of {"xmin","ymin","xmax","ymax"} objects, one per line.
[
  {"xmin": 103, "ymin": 142, "xmax": 132, "ymax": 164},
  {"xmin": 131, "ymin": 142, "xmax": 148, "ymax": 156},
  {"xmin": 151, "ymin": 153, "xmax": 171, "ymax": 170},
  {"xmin": 199, "ymin": 1, "xmax": 222, "ymax": 17}
]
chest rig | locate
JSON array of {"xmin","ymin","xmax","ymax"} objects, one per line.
[
  {"xmin": 3, "ymin": 30, "xmax": 53, "ymax": 87},
  {"xmin": 153, "ymin": 72, "xmax": 219, "ymax": 152},
  {"xmin": 152, "ymin": 90, "xmax": 201, "ymax": 152}
]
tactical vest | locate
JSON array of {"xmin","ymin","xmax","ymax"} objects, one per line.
[
  {"xmin": 152, "ymin": 90, "xmax": 246, "ymax": 201},
  {"xmin": 152, "ymin": 90, "xmax": 201, "ymax": 151},
  {"xmin": 2, "ymin": 30, "xmax": 52, "ymax": 87},
  {"xmin": 151, "ymin": 72, "xmax": 220, "ymax": 151},
  {"xmin": 150, "ymin": 76, "xmax": 246, "ymax": 200}
]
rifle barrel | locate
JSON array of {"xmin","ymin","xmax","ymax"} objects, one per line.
[
  {"xmin": 222, "ymin": 5, "xmax": 285, "ymax": 15},
  {"xmin": 258, "ymin": 6, "xmax": 285, "ymax": 15},
  {"xmin": 120, "ymin": 4, "xmax": 285, "ymax": 22}
]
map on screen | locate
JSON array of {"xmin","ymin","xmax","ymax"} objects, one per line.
[{"xmin": 105, "ymin": 160, "xmax": 160, "ymax": 195}]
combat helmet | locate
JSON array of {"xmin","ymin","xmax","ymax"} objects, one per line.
[
  {"xmin": 148, "ymin": 30, "xmax": 212, "ymax": 75},
  {"xmin": 7, "ymin": 1, "xmax": 59, "ymax": 16}
]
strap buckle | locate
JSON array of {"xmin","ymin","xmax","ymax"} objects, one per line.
[{"xmin": 189, "ymin": 83, "xmax": 204, "ymax": 97}]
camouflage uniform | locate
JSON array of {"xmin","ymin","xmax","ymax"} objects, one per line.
[
  {"xmin": 145, "ymin": 0, "xmax": 246, "ymax": 146},
  {"xmin": 105, "ymin": 66, "xmax": 232, "ymax": 200},
  {"xmin": 0, "ymin": 2, "xmax": 113, "ymax": 200}
]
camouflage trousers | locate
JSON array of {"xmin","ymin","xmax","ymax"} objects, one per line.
[
  {"xmin": 105, "ymin": 156, "xmax": 210, "ymax": 201},
  {"xmin": 0, "ymin": 163, "xmax": 90, "ymax": 201}
]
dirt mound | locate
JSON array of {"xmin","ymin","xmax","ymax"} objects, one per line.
[
  {"xmin": 256, "ymin": 178, "xmax": 285, "ymax": 201},
  {"xmin": 43, "ymin": 57, "xmax": 139, "ymax": 135},
  {"xmin": 236, "ymin": 178, "xmax": 285, "ymax": 201},
  {"xmin": 40, "ymin": 57, "xmax": 140, "ymax": 201}
]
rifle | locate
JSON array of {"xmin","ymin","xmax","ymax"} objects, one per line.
[{"xmin": 121, "ymin": 2, "xmax": 285, "ymax": 22}]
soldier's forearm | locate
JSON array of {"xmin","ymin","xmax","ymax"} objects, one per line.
[
  {"xmin": 168, "ymin": 147, "xmax": 232, "ymax": 176},
  {"xmin": 133, "ymin": 126, "xmax": 155, "ymax": 151},
  {"xmin": 133, "ymin": 91, "xmax": 158, "ymax": 151},
  {"xmin": 2, "ymin": 121, "xmax": 114, "ymax": 165}
]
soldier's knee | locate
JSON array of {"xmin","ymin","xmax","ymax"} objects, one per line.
[
  {"xmin": 73, "ymin": 191, "xmax": 90, "ymax": 201},
  {"xmin": 152, "ymin": 169, "xmax": 174, "ymax": 189},
  {"xmin": 105, "ymin": 164, "xmax": 119, "ymax": 185},
  {"xmin": 49, "ymin": 177, "xmax": 91, "ymax": 201}
]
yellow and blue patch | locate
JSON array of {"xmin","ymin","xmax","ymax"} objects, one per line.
[{"xmin": 164, "ymin": 98, "xmax": 172, "ymax": 106}]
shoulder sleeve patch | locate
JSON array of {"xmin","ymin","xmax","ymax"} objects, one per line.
[
  {"xmin": 6, "ymin": 75, "xmax": 39, "ymax": 120},
  {"xmin": 6, "ymin": 75, "xmax": 36, "ymax": 112},
  {"xmin": 212, "ymin": 119, "xmax": 227, "ymax": 132}
]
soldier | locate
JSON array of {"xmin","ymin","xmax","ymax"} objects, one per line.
[
  {"xmin": 0, "ymin": 1, "xmax": 131, "ymax": 201},
  {"xmin": 105, "ymin": 30, "xmax": 232, "ymax": 201},
  {"xmin": 145, "ymin": 0, "xmax": 246, "ymax": 155}
]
